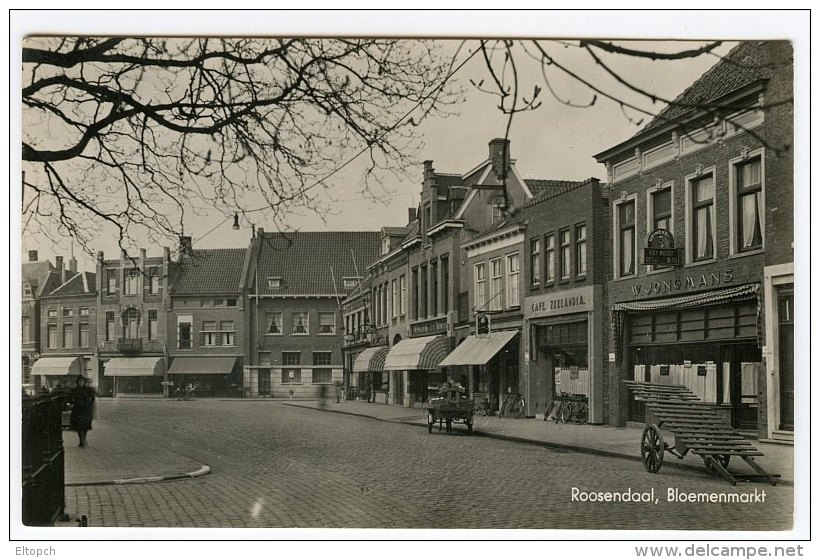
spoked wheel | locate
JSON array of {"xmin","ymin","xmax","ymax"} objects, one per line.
[
  {"xmin": 640, "ymin": 424, "xmax": 665, "ymax": 473},
  {"xmin": 559, "ymin": 403, "xmax": 572, "ymax": 424},
  {"xmin": 573, "ymin": 403, "xmax": 589, "ymax": 424},
  {"xmin": 703, "ymin": 454, "xmax": 730, "ymax": 473},
  {"xmin": 427, "ymin": 412, "xmax": 434, "ymax": 434}
]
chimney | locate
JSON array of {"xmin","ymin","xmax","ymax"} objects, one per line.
[
  {"xmin": 55, "ymin": 256, "xmax": 65, "ymax": 283},
  {"xmin": 408, "ymin": 207, "xmax": 417, "ymax": 224},
  {"xmin": 489, "ymin": 138, "xmax": 511, "ymax": 179},
  {"xmin": 179, "ymin": 236, "xmax": 193, "ymax": 258},
  {"xmin": 28, "ymin": 250, "xmax": 38, "ymax": 262},
  {"xmin": 68, "ymin": 256, "xmax": 77, "ymax": 274}
]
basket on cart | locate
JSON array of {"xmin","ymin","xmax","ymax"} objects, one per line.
[{"xmin": 624, "ymin": 380, "xmax": 780, "ymax": 486}]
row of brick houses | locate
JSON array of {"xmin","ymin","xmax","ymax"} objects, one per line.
[{"xmin": 22, "ymin": 41, "xmax": 793, "ymax": 443}]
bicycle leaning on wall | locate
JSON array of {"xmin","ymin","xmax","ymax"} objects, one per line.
[
  {"xmin": 544, "ymin": 392, "xmax": 588, "ymax": 424},
  {"xmin": 498, "ymin": 392, "xmax": 526, "ymax": 419}
]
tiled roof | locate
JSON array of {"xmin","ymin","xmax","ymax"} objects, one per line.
[
  {"xmin": 524, "ymin": 179, "xmax": 583, "ymax": 198},
  {"xmin": 525, "ymin": 177, "xmax": 602, "ymax": 208},
  {"xmin": 255, "ymin": 231, "xmax": 380, "ymax": 296},
  {"xmin": 639, "ymin": 41, "xmax": 768, "ymax": 135},
  {"xmin": 402, "ymin": 220, "xmax": 421, "ymax": 244},
  {"xmin": 173, "ymin": 248, "xmax": 248, "ymax": 295},
  {"xmin": 382, "ymin": 226, "xmax": 409, "ymax": 236},
  {"xmin": 46, "ymin": 272, "xmax": 97, "ymax": 297},
  {"xmin": 22, "ymin": 261, "xmax": 57, "ymax": 295}
]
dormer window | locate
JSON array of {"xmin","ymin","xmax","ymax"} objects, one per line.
[
  {"xmin": 22, "ymin": 283, "xmax": 32, "ymax": 297},
  {"xmin": 267, "ymin": 277, "xmax": 282, "ymax": 289},
  {"xmin": 491, "ymin": 196, "xmax": 506, "ymax": 224},
  {"xmin": 342, "ymin": 277, "xmax": 359, "ymax": 289},
  {"xmin": 381, "ymin": 236, "xmax": 391, "ymax": 255}
]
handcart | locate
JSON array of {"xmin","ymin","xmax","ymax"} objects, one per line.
[
  {"xmin": 624, "ymin": 380, "xmax": 779, "ymax": 486},
  {"xmin": 427, "ymin": 384, "xmax": 474, "ymax": 434}
]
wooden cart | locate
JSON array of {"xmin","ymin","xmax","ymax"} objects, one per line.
[
  {"xmin": 427, "ymin": 385, "xmax": 474, "ymax": 434},
  {"xmin": 624, "ymin": 380, "xmax": 779, "ymax": 486}
]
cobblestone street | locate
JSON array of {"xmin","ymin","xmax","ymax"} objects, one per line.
[{"xmin": 64, "ymin": 399, "xmax": 793, "ymax": 530}]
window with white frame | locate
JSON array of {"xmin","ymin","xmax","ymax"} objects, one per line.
[
  {"xmin": 201, "ymin": 321, "xmax": 218, "ymax": 346},
  {"xmin": 489, "ymin": 258, "xmax": 503, "ymax": 311},
  {"xmin": 734, "ymin": 156, "xmax": 763, "ymax": 252},
  {"xmin": 391, "ymin": 279, "xmax": 398, "ymax": 318},
  {"xmin": 292, "ymin": 312, "xmax": 309, "ymax": 335},
  {"xmin": 177, "ymin": 316, "xmax": 193, "ymax": 349},
  {"xmin": 282, "ymin": 351, "xmax": 302, "ymax": 384},
  {"xmin": 62, "ymin": 323, "xmax": 73, "ymax": 348},
  {"xmin": 22, "ymin": 316, "xmax": 30, "ymax": 343},
  {"xmin": 318, "ymin": 312, "xmax": 335, "ymax": 335},
  {"xmin": 267, "ymin": 277, "xmax": 282, "ymax": 289},
  {"xmin": 491, "ymin": 196, "xmax": 506, "ymax": 224},
  {"xmin": 62, "ymin": 307, "xmax": 74, "ymax": 318},
  {"xmin": 530, "ymin": 238, "xmax": 541, "ymax": 287},
  {"xmin": 689, "ymin": 173, "xmax": 715, "ymax": 262},
  {"xmin": 47, "ymin": 308, "xmax": 57, "ymax": 318},
  {"xmin": 616, "ymin": 199, "xmax": 636, "ymax": 277},
  {"xmin": 47, "ymin": 324, "xmax": 57, "ymax": 349},
  {"xmin": 105, "ymin": 311, "xmax": 116, "ymax": 341},
  {"xmin": 23, "ymin": 283, "xmax": 32, "ymax": 297},
  {"xmin": 399, "ymin": 274, "xmax": 407, "ymax": 316},
  {"xmin": 506, "ymin": 253, "xmax": 520, "ymax": 307},
  {"xmin": 648, "ymin": 184, "xmax": 673, "ymax": 270},
  {"xmin": 106, "ymin": 269, "xmax": 117, "ymax": 295},
  {"xmin": 80, "ymin": 307, "xmax": 90, "ymax": 316},
  {"xmin": 559, "ymin": 229, "xmax": 571, "ymax": 280},
  {"xmin": 79, "ymin": 323, "xmax": 89, "ymax": 348},
  {"xmin": 266, "ymin": 312, "xmax": 283, "ymax": 335},
  {"xmin": 575, "ymin": 224, "xmax": 587, "ymax": 277},
  {"xmin": 343, "ymin": 277, "xmax": 358, "ymax": 289},
  {"xmin": 148, "ymin": 267, "xmax": 160, "ymax": 294},
  {"xmin": 545, "ymin": 234, "xmax": 555, "ymax": 283},
  {"xmin": 474, "ymin": 262, "xmax": 487, "ymax": 311},
  {"xmin": 124, "ymin": 269, "xmax": 140, "ymax": 295},
  {"xmin": 148, "ymin": 310, "xmax": 158, "ymax": 340},
  {"xmin": 312, "ymin": 351, "xmax": 332, "ymax": 384}
]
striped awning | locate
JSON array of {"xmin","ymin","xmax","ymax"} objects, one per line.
[
  {"xmin": 30, "ymin": 356, "xmax": 82, "ymax": 377},
  {"xmin": 167, "ymin": 357, "xmax": 237, "ymax": 375},
  {"xmin": 104, "ymin": 357, "xmax": 164, "ymax": 377},
  {"xmin": 353, "ymin": 346, "xmax": 389, "ymax": 373},
  {"xmin": 439, "ymin": 330, "xmax": 519, "ymax": 367},
  {"xmin": 613, "ymin": 284, "xmax": 759, "ymax": 313},
  {"xmin": 384, "ymin": 335, "xmax": 450, "ymax": 371}
]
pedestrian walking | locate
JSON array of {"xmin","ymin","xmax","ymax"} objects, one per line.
[
  {"xmin": 68, "ymin": 375, "xmax": 96, "ymax": 448},
  {"xmin": 335, "ymin": 382, "xmax": 342, "ymax": 404},
  {"xmin": 366, "ymin": 381, "xmax": 374, "ymax": 403}
]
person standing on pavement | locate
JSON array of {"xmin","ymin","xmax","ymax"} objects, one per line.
[{"xmin": 68, "ymin": 375, "xmax": 96, "ymax": 448}]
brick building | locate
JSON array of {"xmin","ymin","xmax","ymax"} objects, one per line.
[
  {"xmin": 167, "ymin": 245, "xmax": 249, "ymax": 397},
  {"xmin": 594, "ymin": 41, "xmax": 793, "ymax": 438},
  {"xmin": 518, "ymin": 178, "xmax": 610, "ymax": 423},
  {"xmin": 30, "ymin": 256, "xmax": 97, "ymax": 390},
  {"xmin": 95, "ymin": 248, "xmax": 173, "ymax": 396},
  {"xmin": 245, "ymin": 229, "xmax": 380, "ymax": 398},
  {"xmin": 21, "ymin": 250, "xmax": 61, "ymax": 390},
  {"xmin": 341, "ymin": 272, "xmax": 373, "ymax": 399}
]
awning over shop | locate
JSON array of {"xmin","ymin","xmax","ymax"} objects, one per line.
[
  {"xmin": 384, "ymin": 335, "xmax": 450, "ymax": 371},
  {"xmin": 439, "ymin": 330, "xmax": 519, "ymax": 367},
  {"xmin": 167, "ymin": 357, "xmax": 238, "ymax": 375},
  {"xmin": 30, "ymin": 356, "xmax": 82, "ymax": 377},
  {"xmin": 104, "ymin": 357, "xmax": 164, "ymax": 377},
  {"xmin": 613, "ymin": 283, "xmax": 759, "ymax": 313},
  {"xmin": 353, "ymin": 346, "xmax": 389, "ymax": 373}
]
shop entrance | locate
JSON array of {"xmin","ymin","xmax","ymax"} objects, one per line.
[
  {"xmin": 532, "ymin": 319, "xmax": 588, "ymax": 416},
  {"xmin": 778, "ymin": 290, "xmax": 794, "ymax": 431}
]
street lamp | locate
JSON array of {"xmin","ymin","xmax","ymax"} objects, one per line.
[{"xmin": 232, "ymin": 213, "xmax": 240, "ymax": 230}]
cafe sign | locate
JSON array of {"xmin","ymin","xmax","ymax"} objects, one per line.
[
  {"xmin": 525, "ymin": 285, "xmax": 595, "ymax": 320},
  {"xmin": 643, "ymin": 229, "xmax": 681, "ymax": 267},
  {"xmin": 410, "ymin": 316, "xmax": 448, "ymax": 336}
]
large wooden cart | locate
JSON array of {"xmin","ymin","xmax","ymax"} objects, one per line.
[
  {"xmin": 624, "ymin": 380, "xmax": 779, "ymax": 486},
  {"xmin": 427, "ymin": 385, "xmax": 474, "ymax": 434}
]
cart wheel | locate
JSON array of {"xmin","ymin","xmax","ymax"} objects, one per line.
[
  {"xmin": 427, "ymin": 412, "xmax": 434, "ymax": 434},
  {"xmin": 703, "ymin": 454, "xmax": 730, "ymax": 473},
  {"xmin": 641, "ymin": 424, "xmax": 664, "ymax": 473}
]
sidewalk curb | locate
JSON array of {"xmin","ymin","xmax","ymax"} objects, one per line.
[
  {"xmin": 66, "ymin": 465, "xmax": 211, "ymax": 487},
  {"xmin": 283, "ymin": 402, "xmax": 791, "ymax": 487}
]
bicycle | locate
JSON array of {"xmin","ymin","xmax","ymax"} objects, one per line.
[
  {"xmin": 544, "ymin": 392, "xmax": 588, "ymax": 424},
  {"xmin": 498, "ymin": 393, "xmax": 525, "ymax": 419}
]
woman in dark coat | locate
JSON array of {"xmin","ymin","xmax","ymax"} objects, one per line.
[{"xmin": 68, "ymin": 376, "xmax": 96, "ymax": 448}]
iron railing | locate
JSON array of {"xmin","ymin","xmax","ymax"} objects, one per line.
[{"xmin": 21, "ymin": 394, "xmax": 67, "ymax": 526}]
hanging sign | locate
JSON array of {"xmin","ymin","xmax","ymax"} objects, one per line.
[{"xmin": 644, "ymin": 229, "xmax": 681, "ymax": 266}]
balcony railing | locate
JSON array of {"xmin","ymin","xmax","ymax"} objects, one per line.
[{"xmin": 117, "ymin": 338, "xmax": 142, "ymax": 353}]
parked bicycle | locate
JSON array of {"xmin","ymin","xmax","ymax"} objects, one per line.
[
  {"xmin": 498, "ymin": 393, "xmax": 525, "ymax": 419},
  {"xmin": 544, "ymin": 392, "xmax": 588, "ymax": 424}
]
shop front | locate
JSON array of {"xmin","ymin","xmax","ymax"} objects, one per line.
[
  {"xmin": 524, "ymin": 285, "xmax": 604, "ymax": 423},
  {"xmin": 103, "ymin": 356, "xmax": 165, "ymax": 395},
  {"xmin": 439, "ymin": 330, "xmax": 519, "ymax": 414},
  {"xmin": 352, "ymin": 345, "xmax": 389, "ymax": 403},
  {"xmin": 384, "ymin": 335, "xmax": 450, "ymax": 407},
  {"xmin": 167, "ymin": 356, "xmax": 241, "ymax": 397},
  {"xmin": 30, "ymin": 356, "xmax": 83, "ymax": 390},
  {"xmin": 613, "ymin": 284, "xmax": 762, "ymax": 431}
]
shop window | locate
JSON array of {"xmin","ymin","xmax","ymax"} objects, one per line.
[
  {"xmin": 530, "ymin": 238, "xmax": 541, "ymax": 287},
  {"xmin": 318, "ymin": 312, "xmax": 335, "ymax": 335},
  {"xmin": 734, "ymin": 156, "xmax": 764, "ymax": 253},
  {"xmin": 688, "ymin": 172, "xmax": 715, "ymax": 262},
  {"xmin": 616, "ymin": 198, "xmax": 636, "ymax": 277},
  {"xmin": 474, "ymin": 262, "xmax": 487, "ymax": 311},
  {"xmin": 545, "ymin": 234, "xmax": 555, "ymax": 283}
]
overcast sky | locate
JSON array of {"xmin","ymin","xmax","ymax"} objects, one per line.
[{"xmin": 12, "ymin": 10, "xmax": 809, "ymax": 272}]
